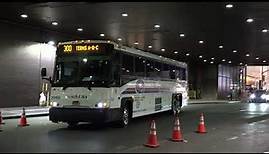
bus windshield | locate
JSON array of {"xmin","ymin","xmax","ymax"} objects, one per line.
[{"xmin": 53, "ymin": 58, "xmax": 113, "ymax": 87}]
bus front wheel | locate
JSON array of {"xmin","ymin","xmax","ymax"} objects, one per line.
[{"xmin": 118, "ymin": 103, "xmax": 131, "ymax": 128}]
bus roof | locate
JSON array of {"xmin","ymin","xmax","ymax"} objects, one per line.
[{"xmin": 58, "ymin": 40, "xmax": 187, "ymax": 68}]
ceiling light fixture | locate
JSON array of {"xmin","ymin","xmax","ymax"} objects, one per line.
[
  {"xmin": 263, "ymin": 60, "xmax": 267, "ymax": 63},
  {"xmin": 134, "ymin": 42, "xmax": 139, "ymax": 45},
  {"xmin": 121, "ymin": 13, "xmax": 128, "ymax": 17},
  {"xmin": 219, "ymin": 45, "xmax": 223, "ymax": 49},
  {"xmin": 154, "ymin": 24, "xmax": 160, "ymax": 28},
  {"xmin": 262, "ymin": 29, "xmax": 268, "ymax": 33},
  {"xmin": 148, "ymin": 45, "xmax": 152, "ymax": 48},
  {"xmin": 226, "ymin": 4, "xmax": 233, "ymax": 8},
  {"xmin": 228, "ymin": 61, "xmax": 232, "ymax": 63},
  {"xmin": 233, "ymin": 50, "xmax": 237, "ymax": 53},
  {"xmin": 199, "ymin": 55, "xmax": 203, "ymax": 58},
  {"xmin": 100, "ymin": 33, "xmax": 105, "ymax": 37},
  {"xmin": 179, "ymin": 33, "xmax": 185, "ymax": 37},
  {"xmin": 246, "ymin": 18, "xmax": 254, "ymax": 23},
  {"xmin": 20, "ymin": 14, "xmax": 28, "ymax": 18},
  {"xmin": 222, "ymin": 59, "xmax": 226, "ymax": 62},
  {"xmin": 256, "ymin": 57, "xmax": 260, "ymax": 60},
  {"xmin": 77, "ymin": 28, "xmax": 83, "ymax": 32},
  {"xmin": 204, "ymin": 59, "xmax": 207, "ymax": 62},
  {"xmin": 210, "ymin": 61, "xmax": 214, "ymax": 64},
  {"xmin": 211, "ymin": 57, "xmax": 215, "ymax": 60},
  {"xmin": 161, "ymin": 48, "xmax": 165, "ymax": 52},
  {"xmin": 199, "ymin": 40, "xmax": 204, "ymax": 44},
  {"xmin": 186, "ymin": 53, "xmax": 190, "ymax": 56},
  {"xmin": 117, "ymin": 38, "xmax": 122, "ymax": 41},
  {"xmin": 246, "ymin": 53, "xmax": 250, "ymax": 57},
  {"xmin": 51, "ymin": 21, "xmax": 58, "ymax": 26},
  {"xmin": 174, "ymin": 51, "xmax": 178, "ymax": 54}
]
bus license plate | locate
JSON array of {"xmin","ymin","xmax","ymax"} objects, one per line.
[{"xmin": 72, "ymin": 101, "xmax": 80, "ymax": 106}]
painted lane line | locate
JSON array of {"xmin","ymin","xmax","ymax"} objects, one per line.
[{"xmin": 226, "ymin": 136, "xmax": 239, "ymax": 141}]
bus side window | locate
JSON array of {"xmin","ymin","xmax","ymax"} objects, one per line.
[
  {"xmin": 121, "ymin": 53, "xmax": 134, "ymax": 75},
  {"xmin": 169, "ymin": 65, "xmax": 176, "ymax": 79},
  {"xmin": 145, "ymin": 59, "xmax": 155, "ymax": 77},
  {"xmin": 134, "ymin": 57, "xmax": 146, "ymax": 77},
  {"xmin": 162, "ymin": 63, "xmax": 170, "ymax": 79}
]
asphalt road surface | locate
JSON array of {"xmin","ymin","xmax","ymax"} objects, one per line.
[{"xmin": 0, "ymin": 102, "xmax": 269, "ymax": 153}]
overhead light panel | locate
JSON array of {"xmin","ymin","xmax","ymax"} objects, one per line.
[
  {"xmin": 211, "ymin": 57, "xmax": 215, "ymax": 60},
  {"xmin": 174, "ymin": 51, "xmax": 178, "ymax": 54},
  {"xmin": 117, "ymin": 38, "xmax": 122, "ymax": 41},
  {"xmin": 77, "ymin": 28, "xmax": 83, "ymax": 32},
  {"xmin": 179, "ymin": 33, "xmax": 185, "ymax": 37},
  {"xmin": 226, "ymin": 4, "xmax": 233, "ymax": 8},
  {"xmin": 263, "ymin": 60, "xmax": 267, "ymax": 63},
  {"xmin": 219, "ymin": 45, "xmax": 223, "ymax": 49},
  {"xmin": 199, "ymin": 55, "xmax": 203, "ymax": 58},
  {"xmin": 154, "ymin": 24, "xmax": 160, "ymax": 28},
  {"xmin": 134, "ymin": 42, "xmax": 139, "ymax": 45},
  {"xmin": 161, "ymin": 48, "xmax": 165, "ymax": 52},
  {"xmin": 246, "ymin": 18, "xmax": 254, "ymax": 23},
  {"xmin": 228, "ymin": 61, "xmax": 232, "ymax": 64},
  {"xmin": 199, "ymin": 40, "xmax": 204, "ymax": 44},
  {"xmin": 20, "ymin": 14, "xmax": 28, "ymax": 18},
  {"xmin": 233, "ymin": 50, "xmax": 237, "ymax": 53},
  {"xmin": 246, "ymin": 53, "xmax": 250, "ymax": 57},
  {"xmin": 222, "ymin": 59, "xmax": 226, "ymax": 62},
  {"xmin": 210, "ymin": 61, "xmax": 214, "ymax": 64},
  {"xmin": 203, "ymin": 59, "xmax": 207, "ymax": 62},
  {"xmin": 148, "ymin": 45, "xmax": 152, "ymax": 48},
  {"xmin": 52, "ymin": 21, "xmax": 58, "ymax": 26},
  {"xmin": 262, "ymin": 29, "xmax": 268, "ymax": 33},
  {"xmin": 186, "ymin": 53, "xmax": 190, "ymax": 56},
  {"xmin": 121, "ymin": 13, "xmax": 128, "ymax": 17},
  {"xmin": 256, "ymin": 57, "xmax": 260, "ymax": 60},
  {"xmin": 100, "ymin": 33, "xmax": 105, "ymax": 37}
]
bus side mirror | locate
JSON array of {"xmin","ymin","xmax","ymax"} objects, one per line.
[{"xmin": 41, "ymin": 68, "xmax": 47, "ymax": 77}]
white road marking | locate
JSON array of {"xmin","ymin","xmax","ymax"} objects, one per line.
[
  {"xmin": 226, "ymin": 136, "xmax": 239, "ymax": 141},
  {"xmin": 241, "ymin": 133, "xmax": 247, "ymax": 136}
]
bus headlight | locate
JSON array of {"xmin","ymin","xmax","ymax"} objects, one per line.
[
  {"xmin": 250, "ymin": 94, "xmax": 255, "ymax": 99},
  {"xmin": 52, "ymin": 102, "xmax": 59, "ymax": 107},
  {"xmin": 96, "ymin": 101, "xmax": 110, "ymax": 108},
  {"xmin": 261, "ymin": 94, "xmax": 266, "ymax": 99}
]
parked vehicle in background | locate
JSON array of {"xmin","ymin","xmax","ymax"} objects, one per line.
[{"xmin": 248, "ymin": 90, "xmax": 269, "ymax": 103}]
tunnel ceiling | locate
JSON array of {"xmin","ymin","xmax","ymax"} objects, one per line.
[{"xmin": 0, "ymin": 2, "xmax": 269, "ymax": 65}]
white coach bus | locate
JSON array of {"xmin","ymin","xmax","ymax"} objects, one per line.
[{"xmin": 41, "ymin": 40, "xmax": 188, "ymax": 127}]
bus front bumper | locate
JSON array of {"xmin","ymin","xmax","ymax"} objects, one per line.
[{"xmin": 49, "ymin": 107, "xmax": 121, "ymax": 123}]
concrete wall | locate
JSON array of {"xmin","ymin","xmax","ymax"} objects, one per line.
[
  {"xmin": 0, "ymin": 20, "xmax": 76, "ymax": 108},
  {"xmin": 188, "ymin": 63, "xmax": 218, "ymax": 100}
]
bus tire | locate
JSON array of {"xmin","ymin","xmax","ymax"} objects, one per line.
[{"xmin": 117, "ymin": 103, "xmax": 131, "ymax": 128}]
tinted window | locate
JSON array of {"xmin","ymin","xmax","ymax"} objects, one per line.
[
  {"xmin": 134, "ymin": 57, "xmax": 146, "ymax": 77},
  {"xmin": 122, "ymin": 54, "xmax": 134, "ymax": 75}
]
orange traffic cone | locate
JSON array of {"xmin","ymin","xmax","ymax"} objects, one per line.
[
  {"xmin": 0, "ymin": 111, "xmax": 5, "ymax": 125},
  {"xmin": 196, "ymin": 113, "xmax": 207, "ymax": 133},
  {"xmin": 144, "ymin": 120, "xmax": 160, "ymax": 148},
  {"xmin": 170, "ymin": 116, "xmax": 184, "ymax": 142},
  {"xmin": 18, "ymin": 107, "xmax": 29, "ymax": 127}
]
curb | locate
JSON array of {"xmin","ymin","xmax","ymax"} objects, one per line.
[{"xmin": 2, "ymin": 113, "xmax": 49, "ymax": 120}]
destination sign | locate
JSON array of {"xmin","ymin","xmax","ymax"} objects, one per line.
[{"xmin": 57, "ymin": 43, "xmax": 112, "ymax": 54}]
